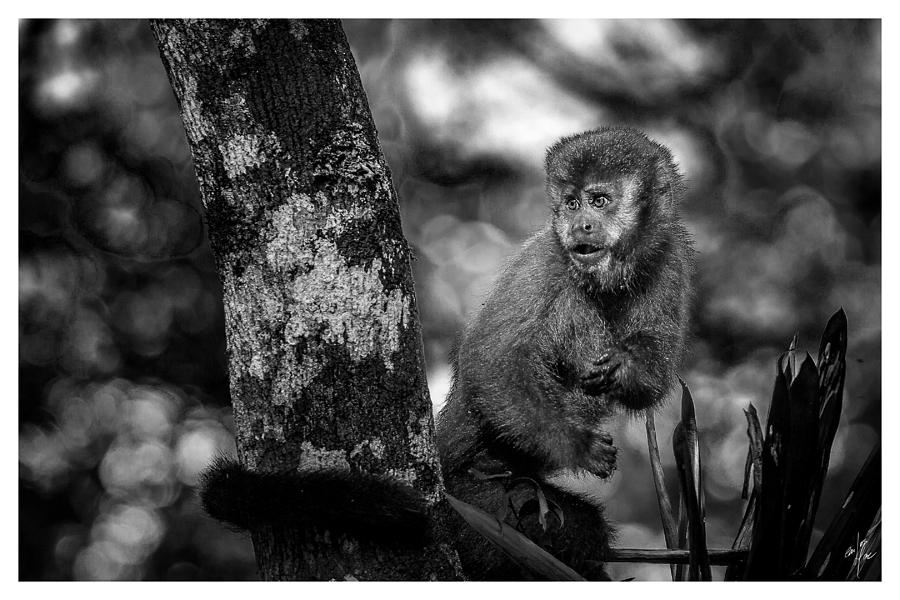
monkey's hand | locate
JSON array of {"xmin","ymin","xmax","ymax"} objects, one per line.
[
  {"xmin": 580, "ymin": 348, "xmax": 631, "ymax": 396},
  {"xmin": 580, "ymin": 427, "xmax": 618, "ymax": 478}
]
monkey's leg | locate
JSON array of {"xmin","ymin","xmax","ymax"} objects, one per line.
[{"xmin": 445, "ymin": 471, "xmax": 612, "ymax": 580}]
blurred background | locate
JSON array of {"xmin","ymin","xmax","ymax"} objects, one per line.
[{"xmin": 18, "ymin": 19, "xmax": 881, "ymax": 581}]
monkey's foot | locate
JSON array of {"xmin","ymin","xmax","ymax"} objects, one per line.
[{"xmin": 583, "ymin": 429, "xmax": 618, "ymax": 478}]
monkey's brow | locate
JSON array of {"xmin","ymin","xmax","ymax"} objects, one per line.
[{"xmin": 581, "ymin": 181, "xmax": 619, "ymax": 192}]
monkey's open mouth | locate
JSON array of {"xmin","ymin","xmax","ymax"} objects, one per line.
[
  {"xmin": 571, "ymin": 243, "xmax": 603, "ymax": 256},
  {"xmin": 569, "ymin": 243, "xmax": 609, "ymax": 266},
  {"xmin": 569, "ymin": 243, "xmax": 607, "ymax": 262}
]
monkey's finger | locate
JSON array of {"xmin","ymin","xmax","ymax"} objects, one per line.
[
  {"xmin": 582, "ymin": 360, "xmax": 618, "ymax": 380},
  {"xmin": 595, "ymin": 431, "xmax": 614, "ymax": 445},
  {"xmin": 581, "ymin": 377, "xmax": 616, "ymax": 396},
  {"xmin": 591, "ymin": 438, "xmax": 617, "ymax": 455},
  {"xmin": 583, "ymin": 362, "xmax": 621, "ymax": 386},
  {"xmin": 580, "ymin": 374, "xmax": 612, "ymax": 389},
  {"xmin": 592, "ymin": 352, "xmax": 612, "ymax": 366}
]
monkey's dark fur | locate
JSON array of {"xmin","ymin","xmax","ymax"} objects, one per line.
[
  {"xmin": 437, "ymin": 126, "xmax": 693, "ymax": 579},
  {"xmin": 200, "ymin": 127, "xmax": 693, "ymax": 580}
]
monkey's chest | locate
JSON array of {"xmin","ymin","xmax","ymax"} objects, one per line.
[{"xmin": 547, "ymin": 296, "xmax": 619, "ymax": 355}]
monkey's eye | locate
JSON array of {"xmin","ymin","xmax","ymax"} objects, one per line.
[
  {"xmin": 589, "ymin": 193, "xmax": 611, "ymax": 208},
  {"xmin": 564, "ymin": 195, "xmax": 579, "ymax": 211}
]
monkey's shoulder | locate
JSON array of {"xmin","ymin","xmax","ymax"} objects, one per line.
[
  {"xmin": 488, "ymin": 228, "xmax": 568, "ymax": 300},
  {"xmin": 466, "ymin": 228, "xmax": 572, "ymax": 333}
]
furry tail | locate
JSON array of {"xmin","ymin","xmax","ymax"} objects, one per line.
[{"xmin": 199, "ymin": 456, "xmax": 428, "ymax": 544}]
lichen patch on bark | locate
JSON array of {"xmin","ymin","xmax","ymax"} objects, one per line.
[
  {"xmin": 289, "ymin": 21, "xmax": 308, "ymax": 40},
  {"xmin": 324, "ymin": 203, "xmax": 375, "ymax": 235},
  {"xmin": 385, "ymin": 467, "xmax": 418, "ymax": 487},
  {"xmin": 262, "ymin": 193, "xmax": 411, "ymax": 371},
  {"xmin": 298, "ymin": 441, "xmax": 351, "ymax": 472},
  {"xmin": 283, "ymin": 240, "xmax": 411, "ymax": 370},
  {"xmin": 265, "ymin": 193, "xmax": 321, "ymax": 269},
  {"xmin": 274, "ymin": 353, "xmax": 324, "ymax": 396},
  {"xmin": 350, "ymin": 438, "xmax": 386, "ymax": 461},
  {"xmin": 220, "ymin": 132, "xmax": 280, "ymax": 180},
  {"xmin": 228, "ymin": 28, "xmax": 257, "ymax": 55}
]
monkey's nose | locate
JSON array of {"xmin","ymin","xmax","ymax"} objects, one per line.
[{"xmin": 573, "ymin": 219, "xmax": 599, "ymax": 237}]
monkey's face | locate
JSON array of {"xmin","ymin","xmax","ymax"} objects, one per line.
[{"xmin": 551, "ymin": 173, "xmax": 643, "ymax": 277}]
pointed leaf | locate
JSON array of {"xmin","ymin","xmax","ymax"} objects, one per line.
[
  {"xmin": 787, "ymin": 332, "xmax": 799, "ymax": 381},
  {"xmin": 744, "ymin": 363, "xmax": 791, "ymax": 579},
  {"xmin": 675, "ymin": 496, "xmax": 688, "ymax": 581},
  {"xmin": 745, "ymin": 404, "xmax": 764, "ymax": 495},
  {"xmin": 803, "ymin": 308, "xmax": 848, "ymax": 559},
  {"xmin": 804, "ymin": 445, "xmax": 880, "ymax": 580},
  {"xmin": 848, "ymin": 509, "xmax": 880, "ymax": 581},
  {"xmin": 672, "ymin": 380, "xmax": 711, "ymax": 581},
  {"xmin": 725, "ymin": 405, "xmax": 764, "ymax": 581},
  {"xmin": 646, "ymin": 413, "xmax": 678, "ymax": 547},
  {"xmin": 646, "ymin": 412, "xmax": 678, "ymax": 580},
  {"xmin": 782, "ymin": 354, "xmax": 821, "ymax": 572},
  {"xmin": 817, "ymin": 308, "xmax": 847, "ymax": 366}
]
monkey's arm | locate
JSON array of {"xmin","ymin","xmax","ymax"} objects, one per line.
[
  {"xmin": 458, "ymin": 340, "xmax": 618, "ymax": 479},
  {"xmin": 451, "ymin": 234, "xmax": 619, "ymax": 479},
  {"xmin": 199, "ymin": 456, "xmax": 428, "ymax": 544},
  {"xmin": 581, "ymin": 257, "xmax": 690, "ymax": 409},
  {"xmin": 581, "ymin": 331, "xmax": 674, "ymax": 410}
]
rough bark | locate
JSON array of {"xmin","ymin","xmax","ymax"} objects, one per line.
[{"xmin": 151, "ymin": 19, "xmax": 463, "ymax": 580}]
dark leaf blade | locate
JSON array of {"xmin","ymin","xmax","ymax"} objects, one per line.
[
  {"xmin": 786, "ymin": 332, "xmax": 799, "ymax": 381},
  {"xmin": 745, "ymin": 404, "xmax": 764, "ymax": 495},
  {"xmin": 744, "ymin": 364, "xmax": 791, "ymax": 579},
  {"xmin": 672, "ymin": 425, "xmax": 699, "ymax": 580},
  {"xmin": 802, "ymin": 308, "xmax": 848, "ymax": 564},
  {"xmin": 725, "ymin": 491, "xmax": 757, "ymax": 581},
  {"xmin": 804, "ymin": 445, "xmax": 880, "ymax": 580},
  {"xmin": 675, "ymin": 493, "xmax": 688, "ymax": 580},
  {"xmin": 725, "ymin": 404, "xmax": 764, "ymax": 581},
  {"xmin": 646, "ymin": 416, "xmax": 677, "ymax": 542},
  {"xmin": 646, "ymin": 412, "xmax": 678, "ymax": 580},
  {"xmin": 782, "ymin": 353, "xmax": 821, "ymax": 572},
  {"xmin": 672, "ymin": 380, "xmax": 711, "ymax": 581},
  {"xmin": 817, "ymin": 308, "xmax": 848, "ymax": 366},
  {"xmin": 848, "ymin": 509, "xmax": 880, "ymax": 581},
  {"xmin": 444, "ymin": 493, "xmax": 586, "ymax": 581},
  {"xmin": 740, "ymin": 448, "xmax": 752, "ymax": 499}
]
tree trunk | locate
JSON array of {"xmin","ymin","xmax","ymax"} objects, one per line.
[{"xmin": 150, "ymin": 18, "xmax": 463, "ymax": 581}]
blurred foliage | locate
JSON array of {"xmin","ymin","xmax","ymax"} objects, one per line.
[{"xmin": 19, "ymin": 19, "xmax": 880, "ymax": 580}]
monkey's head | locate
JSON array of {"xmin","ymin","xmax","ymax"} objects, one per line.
[{"xmin": 545, "ymin": 127, "xmax": 682, "ymax": 292}]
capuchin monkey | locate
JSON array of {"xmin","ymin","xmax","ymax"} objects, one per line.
[
  {"xmin": 437, "ymin": 126, "xmax": 693, "ymax": 579},
  {"xmin": 201, "ymin": 126, "xmax": 694, "ymax": 581}
]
